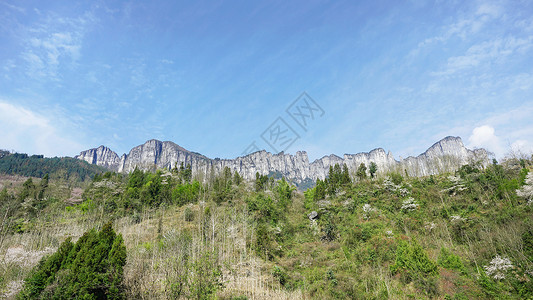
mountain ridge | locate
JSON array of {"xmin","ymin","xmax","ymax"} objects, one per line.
[{"xmin": 76, "ymin": 136, "xmax": 490, "ymax": 184}]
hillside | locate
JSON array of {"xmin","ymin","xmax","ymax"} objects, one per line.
[
  {"xmin": 0, "ymin": 151, "xmax": 106, "ymax": 183},
  {"xmin": 0, "ymin": 154, "xmax": 532, "ymax": 299}
]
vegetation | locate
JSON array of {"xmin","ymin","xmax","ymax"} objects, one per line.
[
  {"xmin": 18, "ymin": 222, "xmax": 126, "ymax": 299},
  {"xmin": 0, "ymin": 151, "xmax": 106, "ymax": 182},
  {"xmin": 1, "ymin": 154, "xmax": 533, "ymax": 299}
]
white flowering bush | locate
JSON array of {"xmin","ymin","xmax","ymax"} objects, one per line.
[
  {"xmin": 362, "ymin": 203, "xmax": 376, "ymax": 219},
  {"xmin": 441, "ymin": 175, "xmax": 467, "ymax": 194},
  {"xmin": 516, "ymin": 172, "xmax": 533, "ymax": 205},
  {"xmin": 450, "ymin": 215, "xmax": 466, "ymax": 222},
  {"xmin": 385, "ymin": 230, "xmax": 393, "ymax": 238},
  {"xmin": 382, "ymin": 178, "xmax": 410, "ymax": 196},
  {"xmin": 382, "ymin": 178, "xmax": 398, "ymax": 191},
  {"xmin": 398, "ymin": 188, "xmax": 409, "ymax": 197},
  {"xmin": 448, "ymin": 175, "xmax": 462, "ymax": 184},
  {"xmin": 484, "ymin": 255, "xmax": 514, "ymax": 280},
  {"xmin": 401, "ymin": 197, "xmax": 419, "ymax": 211},
  {"xmin": 425, "ymin": 222, "xmax": 436, "ymax": 231}
]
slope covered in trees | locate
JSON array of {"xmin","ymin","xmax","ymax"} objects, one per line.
[
  {"xmin": 0, "ymin": 151, "xmax": 106, "ymax": 182},
  {"xmin": 0, "ymin": 156, "xmax": 532, "ymax": 299}
]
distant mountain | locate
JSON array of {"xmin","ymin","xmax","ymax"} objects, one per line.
[
  {"xmin": 76, "ymin": 137, "xmax": 489, "ymax": 184},
  {"xmin": 0, "ymin": 151, "xmax": 107, "ymax": 181}
]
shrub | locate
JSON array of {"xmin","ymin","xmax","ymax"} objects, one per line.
[
  {"xmin": 320, "ymin": 214, "xmax": 337, "ymax": 242},
  {"xmin": 254, "ymin": 223, "xmax": 278, "ymax": 260},
  {"xmin": 391, "ymin": 239, "xmax": 437, "ymax": 280},
  {"xmin": 438, "ymin": 247, "xmax": 465, "ymax": 273},
  {"xmin": 272, "ymin": 265, "xmax": 288, "ymax": 286},
  {"xmin": 18, "ymin": 222, "xmax": 127, "ymax": 299},
  {"xmin": 389, "ymin": 173, "xmax": 404, "ymax": 185},
  {"xmin": 188, "ymin": 250, "xmax": 223, "ymax": 299},
  {"xmin": 484, "ymin": 255, "xmax": 513, "ymax": 280},
  {"xmin": 184, "ymin": 206, "xmax": 194, "ymax": 222},
  {"xmin": 172, "ymin": 181, "xmax": 201, "ymax": 206}
]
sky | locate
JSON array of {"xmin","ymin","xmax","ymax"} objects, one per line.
[{"xmin": 1, "ymin": 0, "xmax": 532, "ymax": 161}]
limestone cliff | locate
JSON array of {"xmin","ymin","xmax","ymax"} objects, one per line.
[{"xmin": 75, "ymin": 136, "xmax": 489, "ymax": 184}]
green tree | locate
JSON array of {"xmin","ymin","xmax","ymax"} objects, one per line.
[
  {"xmin": 178, "ymin": 162, "xmax": 193, "ymax": 183},
  {"xmin": 356, "ymin": 163, "xmax": 367, "ymax": 181},
  {"xmin": 140, "ymin": 171, "xmax": 164, "ymax": 206},
  {"xmin": 314, "ymin": 178, "xmax": 327, "ymax": 201},
  {"xmin": 341, "ymin": 163, "xmax": 351, "ymax": 184},
  {"xmin": 326, "ymin": 164, "xmax": 344, "ymax": 195},
  {"xmin": 172, "ymin": 181, "xmax": 201, "ymax": 206},
  {"xmin": 18, "ymin": 222, "xmax": 127, "ymax": 299},
  {"xmin": 211, "ymin": 167, "xmax": 233, "ymax": 204},
  {"xmin": 275, "ymin": 178, "xmax": 295, "ymax": 209},
  {"xmin": 127, "ymin": 168, "xmax": 145, "ymax": 189},
  {"xmin": 391, "ymin": 239, "xmax": 437, "ymax": 281},
  {"xmin": 19, "ymin": 178, "xmax": 35, "ymax": 201},
  {"xmin": 255, "ymin": 172, "xmax": 268, "ymax": 192},
  {"xmin": 37, "ymin": 174, "xmax": 49, "ymax": 200},
  {"xmin": 188, "ymin": 250, "xmax": 223, "ymax": 299},
  {"xmin": 233, "ymin": 171, "xmax": 242, "ymax": 186},
  {"xmin": 369, "ymin": 162, "xmax": 377, "ymax": 178}
]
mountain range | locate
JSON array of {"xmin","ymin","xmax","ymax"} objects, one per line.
[{"xmin": 75, "ymin": 136, "xmax": 489, "ymax": 185}]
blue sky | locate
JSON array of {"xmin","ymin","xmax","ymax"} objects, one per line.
[{"xmin": 1, "ymin": 0, "xmax": 532, "ymax": 161}]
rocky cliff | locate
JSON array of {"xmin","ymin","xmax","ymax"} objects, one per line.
[{"xmin": 76, "ymin": 136, "xmax": 489, "ymax": 184}]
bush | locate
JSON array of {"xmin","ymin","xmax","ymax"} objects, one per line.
[
  {"xmin": 184, "ymin": 206, "xmax": 194, "ymax": 222},
  {"xmin": 188, "ymin": 250, "xmax": 223, "ymax": 299},
  {"xmin": 172, "ymin": 181, "xmax": 200, "ymax": 206},
  {"xmin": 18, "ymin": 222, "xmax": 127, "ymax": 299},
  {"xmin": 391, "ymin": 239, "xmax": 437, "ymax": 280},
  {"xmin": 438, "ymin": 247, "xmax": 465, "ymax": 273},
  {"xmin": 272, "ymin": 265, "xmax": 288, "ymax": 286},
  {"xmin": 389, "ymin": 173, "xmax": 404, "ymax": 185}
]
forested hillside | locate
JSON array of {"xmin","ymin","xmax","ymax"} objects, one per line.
[
  {"xmin": 1, "ymin": 156, "xmax": 532, "ymax": 299},
  {"xmin": 0, "ymin": 150, "xmax": 106, "ymax": 182}
]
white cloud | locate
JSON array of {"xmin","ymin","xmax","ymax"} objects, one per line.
[
  {"xmin": 510, "ymin": 140, "xmax": 533, "ymax": 156},
  {"xmin": 468, "ymin": 125, "xmax": 504, "ymax": 157},
  {"xmin": 468, "ymin": 122, "xmax": 533, "ymax": 158},
  {"xmin": 434, "ymin": 37, "xmax": 533, "ymax": 76},
  {"xmin": 0, "ymin": 100, "xmax": 84, "ymax": 157},
  {"xmin": 414, "ymin": 2, "xmax": 503, "ymax": 51},
  {"xmin": 476, "ymin": 3, "xmax": 502, "ymax": 19},
  {"xmin": 19, "ymin": 12, "xmax": 95, "ymax": 79}
]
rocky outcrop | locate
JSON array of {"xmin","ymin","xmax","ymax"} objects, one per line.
[
  {"xmin": 401, "ymin": 136, "xmax": 488, "ymax": 177},
  {"xmin": 76, "ymin": 136, "xmax": 489, "ymax": 184},
  {"xmin": 75, "ymin": 145, "xmax": 122, "ymax": 170}
]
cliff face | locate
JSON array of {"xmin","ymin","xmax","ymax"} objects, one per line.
[
  {"xmin": 75, "ymin": 145, "xmax": 122, "ymax": 171},
  {"xmin": 75, "ymin": 136, "xmax": 489, "ymax": 183}
]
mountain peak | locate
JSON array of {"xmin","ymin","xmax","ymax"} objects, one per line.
[{"xmin": 76, "ymin": 136, "xmax": 489, "ymax": 185}]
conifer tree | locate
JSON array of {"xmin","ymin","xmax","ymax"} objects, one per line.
[
  {"xmin": 18, "ymin": 222, "xmax": 127, "ymax": 299},
  {"xmin": 356, "ymin": 163, "xmax": 367, "ymax": 181},
  {"xmin": 369, "ymin": 162, "xmax": 377, "ymax": 178}
]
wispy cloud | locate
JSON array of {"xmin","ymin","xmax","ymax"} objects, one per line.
[
  {"xmin": 20, "ymin": 12, "xmax": 96, "ymax": 80},
  {"xmin": 0, "ymin": 100, "xmax": 85, "ymax": 156},
  {"xmin": 414, "ymin": 2, "xmax": 503, "ymax": 52},
  {"xmin": 0, "ymin": 1, "xmax": 25, "ymax": 14},
  {"xmin": 433, "ymin": 37, "xmax": 533, "ymax": 76}
]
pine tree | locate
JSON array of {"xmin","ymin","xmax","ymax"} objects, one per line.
[
  {"xmin": 18, "ymin": 222, "xmax": 127, "ymax": 299},
  {"xmin": 356, "ymin": 163, "xmax": 367, "ymax": 181},
  {"xmin": 369, "ymin": 162, "xmax": 377, "ymax": 178},
  {"xmin": 341, "ymin": 163, "xmax": 351, "ymax": 184}
]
